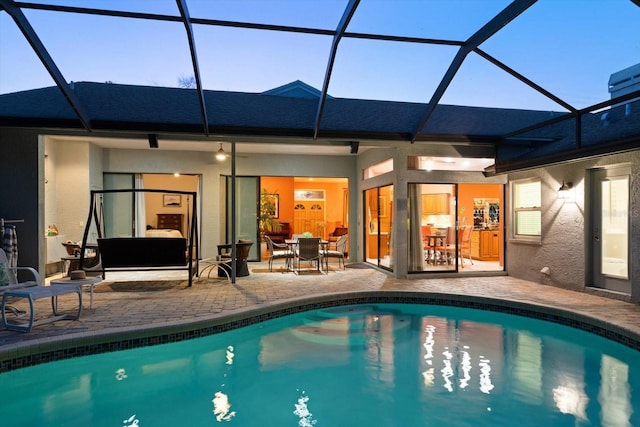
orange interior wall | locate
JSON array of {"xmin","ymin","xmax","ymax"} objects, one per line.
[
  {"xmin": 259, "ymin": 178, "xmax": 347, "ymax": 236},
  {"xmin": 261, "ymin": 177, "xmax": 295, "ymax": 225},
  {"xmin": 457, "ymin": 183, "xmax": 502, "ymax": 226},
  {"xmin": 458, "ymin": 183, "xmax": 504, "ymax": 266}
]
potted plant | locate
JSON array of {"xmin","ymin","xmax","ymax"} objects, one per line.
[{"xmin": 259, "ymin": 189, "xmax": 281, "ymax": 239}]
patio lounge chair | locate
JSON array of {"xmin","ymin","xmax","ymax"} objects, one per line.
[
  {"xmin": 0, "ymin": 248, "xmax": 41, "ymax": 315},
  {"xmin": 1, "ymin": 251, "xmax": 82, "ymax": 332}
]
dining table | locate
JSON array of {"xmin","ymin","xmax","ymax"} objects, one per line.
[
  {"xmin": 285, "ymin": 238, "xmax": 330, "ymax": 272},
  {"xmin": 423, "ymin": 234, "xmax": 447, "ymax": 264}
]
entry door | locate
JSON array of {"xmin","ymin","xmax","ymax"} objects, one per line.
[
  {"xmin": 591, "ymin": 166, "xmax": 631, "ymax": 293},
  {"xmin": 294, "ymin": 200, "xmax": 325, "ymax": 237}
]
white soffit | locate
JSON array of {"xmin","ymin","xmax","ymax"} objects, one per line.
[
  {"xmin": 418, "ymin": 156, "xmax": 494, "ymax": 171},
  {"xmin": 47, "ymin": 135, "xmax": 361, "ymax": 156}
]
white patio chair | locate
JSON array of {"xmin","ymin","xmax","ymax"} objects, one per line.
[
  {"xmin": 0, "ymin": 248, "xmax": 42, "ymax": 315},
  {"xmin": 324, "ymin": 234, "xmax": 348, "ymax": 270}
]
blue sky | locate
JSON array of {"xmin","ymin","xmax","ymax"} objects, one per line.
[{"xmin": 1, "ymin": 0, "xmax": 639, "ymax": 112}]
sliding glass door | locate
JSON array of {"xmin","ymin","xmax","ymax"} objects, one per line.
[
  {"xmin": 407, "ymin": 183, "xmax": 457, "ymax": 273},
  {"xmin": 407, "ymin": 182, "xmax": 504, "ymax": 274},
  {"xmin": 225, "ymin": 176, "xmax": 260, "ymax": 261},
  {"xmin": 103, "ymin": 173, "xmax": 135, "ymax": 238},
  {"xmin": 364, "ymin": 185, "xmax": 393, "ymax": 270}
]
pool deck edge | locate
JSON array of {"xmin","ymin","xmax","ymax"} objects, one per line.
[{"xmin": 3, "ymin": 287, "xmax": 640, "ymax": 373}]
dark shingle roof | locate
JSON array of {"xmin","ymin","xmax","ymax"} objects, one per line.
[
  {"xmin": 3, "ymin": 81, "xmax": 637, "ymax": 172},
  {"xmin": 0, "ymin": 81, "xmax": 553, "ymax": 140}
]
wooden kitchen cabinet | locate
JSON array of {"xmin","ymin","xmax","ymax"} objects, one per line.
[
  {"xmin": 489, "ymin": 231, "xmax": 500, "ymax": 258},
  {"xmin": 421, "ymin": 194, "xmax": 450, "ymax": 214},
  {"xmin": 367, "ymin": 233, "xmax": 389, "ymax": 258},
  {"xmin": 471, "ymin": 230, "xmax": 499, "ymax": 261},
  {"xmin": 471, "ymin": 230, "xmax": 480, "ymax": 259}
]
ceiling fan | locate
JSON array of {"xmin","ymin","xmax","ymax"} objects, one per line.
[{"xmin": 215, "ymin": 143, "xmax": 249, "ymax": 161}]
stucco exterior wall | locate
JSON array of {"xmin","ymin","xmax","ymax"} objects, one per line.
[
  {"xmin": 505, "ymin": 150, "xmax": 640, "ymax": 302},
  {"xmin": 55, "ymin": 139, "xmax": 92, "ymax": 242},
  {"xmin": 506, "ymin": 164, "xmax": 587, "ymax": 291}
]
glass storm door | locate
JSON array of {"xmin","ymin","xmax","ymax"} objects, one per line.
[{"xmin": 591, "ymin": 166, "xmax": 631, "ymax": 293}]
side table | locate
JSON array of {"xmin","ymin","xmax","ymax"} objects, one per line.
[{"xmin": 50, "ymin": 276, "xmax": 103, "ymax": 309}]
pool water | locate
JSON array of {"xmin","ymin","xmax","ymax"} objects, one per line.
[{"xmin": 1, "ymin": 303, "xmax": 639, "ymax": 426}]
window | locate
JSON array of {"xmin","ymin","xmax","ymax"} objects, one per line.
[
  {"xmin": 294, "ymin": 190, "xmax": 325, "ymax": 200},
  {"xmin": 363, "ymin": 158, "xmax": 393, "ymax": 179},
  {"xmin": 512, "ymin": 178, "xmax": 541, "ymax": 242}
]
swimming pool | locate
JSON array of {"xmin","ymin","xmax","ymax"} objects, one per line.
[{"xmin": 1, "ymin": 303, "xmax": 638, "ymax": 426}]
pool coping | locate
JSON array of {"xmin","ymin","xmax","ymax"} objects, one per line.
[{"xmin": 2, "ymin": 289, "xmax": 639, "ymax": 372}]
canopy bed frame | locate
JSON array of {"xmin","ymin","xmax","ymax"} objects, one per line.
[{"xmin": 79, "ymin": 189, "xmax": 199, "ymax": 287}]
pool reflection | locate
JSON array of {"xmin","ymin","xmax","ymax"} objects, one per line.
[{"xmin": 2, "ymin": 304, "xmax": 638, "ymax": 426}]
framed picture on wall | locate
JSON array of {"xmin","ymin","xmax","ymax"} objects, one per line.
[{"xmin": 163, "ymin": 194, "xmax": 182, "ymax": 207}]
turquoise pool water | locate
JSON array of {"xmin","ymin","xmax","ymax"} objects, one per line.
[{"xmin": 1, "ymin": 303, "xmax": 638, "ymax": 426}]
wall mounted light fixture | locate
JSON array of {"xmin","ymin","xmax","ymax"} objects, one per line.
[{"xmin": 557, "ymin": 180, "xmax": 573, "ymax": 200}]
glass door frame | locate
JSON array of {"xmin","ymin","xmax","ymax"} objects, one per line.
[
  {"xmin": 406, "ymin": 182, "xmax": 504, "ymax": 275},
  {"xmin": 589, "ymin": 165, "xmax": 631, "ymax": 293},
  {"xmin": 364, "ymin": 185, "xmax": 393, "ymax": 271},
  {"xmin": 407, "ymin": 183, "xmax": 458, "ymax": 274},
  {"xmin": 224, "ymin": 175, "xmax": 261, "ymax": 262},
  {"xmin": 103, "ymin": 173, "xmax": 136, "ymax": 238}
]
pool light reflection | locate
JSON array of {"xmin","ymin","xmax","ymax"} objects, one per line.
[
  {"xmin": 293, "ymin": 392, "xmax": 317, "ymax": 427},
  {"xmin": 459, "ymin": 346, "xmax": 471, "ymax": 389},
  {"xmin": 226, "ymin": 345, "xmax": 235, "ymax": 365},
  {"xmin": 479, "ymin": 357, "xmax": 494, "ymax": 394},
  {"xmin": 212, "ymin": 391, "xmax": 236, "ymax": 422}
]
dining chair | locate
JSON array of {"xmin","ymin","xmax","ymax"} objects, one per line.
[
  {"xmin": 323, "ymin": 234, "xmax": 348, "ymax": 270},
  {"xmin": 295, "ymin": 237, "xmax": 323, "ymax": 274},
  {"xmin": 434, "ymin": 227, "xmax": 456, "ymax": 265},
  {"xmin": 264, "ymin": 235, "xmax": 293, "ymax": 272},
  {"xmin": 421, "ymin": 225, "xmax": 433, "ymax": 262},
  {"xmin": 459, "ymin": 226, "xmax": 474, "ymax": 267}
]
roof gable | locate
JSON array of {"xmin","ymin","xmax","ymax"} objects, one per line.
[{"xmin": 261, "ymin": 80, "xmax": 332, "ymax": 100}]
